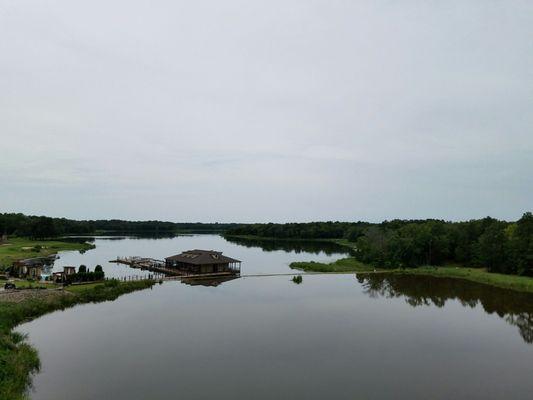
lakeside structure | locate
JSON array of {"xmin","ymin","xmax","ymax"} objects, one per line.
[
  {"xmin": 51, "ymin": 266, "xmax": 76, "ymax": 283},
  {"xmin": 112, "ymin": 249, "xmax": 242, "ymax": 280},
  {"xmin": 165, "ymin": 249, "xmax": 241, "ymax": 276},
  {"xmin": 11, "ymin": 258, "xmax": 44, "ymax": 280}
]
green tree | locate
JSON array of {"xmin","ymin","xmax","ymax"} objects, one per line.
[
  {"xmin": 29, "ymin": 216, "xmax": 57, "ymax": 239},
  {"xmin": 510, "ymin": 212, "xmax": 533, "ymax": 276},
  {"xmin": 475, "ymin": 222, "xmax": 508, "ymax": 273}
]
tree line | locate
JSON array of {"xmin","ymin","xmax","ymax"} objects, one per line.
[
  {"xmin": 0, "ymin": 213, "xmax": 238, "ymax": 239},
  {"xmin": 225, "ymin": 213, "xmax": 533, "ymax": 276},
  {"xmin": 2, "ymin": 212, "xmax": 531, "ymax": 276},
  {"xmin": 65, "ymin": 265, "xmax": 105, "ymax": 284},
  {"xmin": 225, "ymin": 221, "xmax": 371, "ymax": 239}
]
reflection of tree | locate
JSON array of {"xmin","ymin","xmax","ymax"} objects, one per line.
[
  {"xmin": 506, "ymin": 314, "xmax": 533, "ymax": 343},
  {"xmin": 224, "ymin": 236, "xmax": 354, "ymax": 256},
  {"xmin": 357, "ymin": 273, "xmax": 533, "ymax": 344}
]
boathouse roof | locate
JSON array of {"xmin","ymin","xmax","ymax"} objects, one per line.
[
  {"xmin": 14, "ymin": 258, "xmax": 45, "ymax": 266},
  {"xmin": 165, "ymin": 249, "xmax": 240, "ymax": 265}
]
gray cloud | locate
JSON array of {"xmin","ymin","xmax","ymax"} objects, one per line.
[{"xmin": 1, "ymin": 0, "xmax": 531, "ymax": 222}]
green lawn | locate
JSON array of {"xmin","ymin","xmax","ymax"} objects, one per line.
[
  {"xmin": 12, "ymin": 280, "xmax": 58, "ymax": 290},
  {"xmin": 64, "ymin": 282, "xmax": 106, "ymax": 293},
  {"xmin": 0, "ymin": 237, "xmax": 95, "ymax": 271}
]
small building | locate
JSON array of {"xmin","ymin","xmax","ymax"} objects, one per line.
[
  {"xmin": 51, "ymin": 266, "xmax": 77, "ymax": 283},
  {"xmin": 165, "ymin": 249, "xmax": 241, "ymax": 275},
  {"xmin": 0, "ymin": 234, "xmax": 7, "ymax": 244},
  {"xmin": 11, "ymin": 258, "xmax": 43, "ymax": 280},
  {"xmin": 51, "ymin": 271, "xmax": 65, "ymax": 283}
]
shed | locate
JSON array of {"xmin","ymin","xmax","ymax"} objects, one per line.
[
  {"xmin": 52, "ymin": 271, "xmax": 65, "ymax": 283},
  {"xmin": 51, "ymin": 266, "xmax": 77, "ymax": 283},
  {"xmin": 64, "ymin": 266, "xmax": 76, "ymax": 275},
  {"xmin": 11, "ymin": 258, "xmax": 43, "ymax": 279}
]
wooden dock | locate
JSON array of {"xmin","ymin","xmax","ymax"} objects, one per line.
[
  {"xmin": 110, "ymin": 257, "xmax": 240, "ymax": 279},
  {"xmin": 110, "ymin": 257, "xmax": 184, "ymax": 276}
]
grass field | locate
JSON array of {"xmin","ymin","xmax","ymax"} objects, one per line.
[
  {"xmin": 0, "ymin": 237, "xmax": 95, "ymax": 271},
  {"xmin": 64, "ymin": 282, "xmax": 109, "ymax": 293},
  {"xmin": 11, "ymin": 281, "xmax": 58, "ymax": 290}
]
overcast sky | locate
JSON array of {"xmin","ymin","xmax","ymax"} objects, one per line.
[{"xmin": 1, "ymin": 1, "xmax": 531, "ymax": 223}]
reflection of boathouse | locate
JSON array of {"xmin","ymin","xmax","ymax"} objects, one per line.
[
  {"xmin": 165, "ymin": 250, "xmax": 241, "ymax": 276},
  {"xmin": 181, "ymin": 276, "xmax": 239, "ymax": 287}
]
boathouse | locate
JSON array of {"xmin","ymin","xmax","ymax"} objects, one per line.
[{"xmin": 165, "ymin": 249, "xmax": 241, "ymax": 275}]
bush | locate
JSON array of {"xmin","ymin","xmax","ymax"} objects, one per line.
[
  {"xmin": 292, "ymin": 275, "xmax": 303, "ymax": 284},
  {"xmin": 104, "ymin": 279, "xmax": 119, "ymax": 288},
  {"xmin": 65, "ymin": 267, "xmax": 105, "ymax": 284}
]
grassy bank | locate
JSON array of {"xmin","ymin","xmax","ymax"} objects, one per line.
[
  {"xmin": 0, "ymin": 237, "xmax": 95, "ymax": 271},
  {"xmin": 0, "ymin": 279, "xmax": 154, "ymax": 399},
  {"xmin": 290, "ymin": 257, "xmax": 374, "ymax": 273},
  {"xmin": 290, "ymin": 257, "xmax": 533, "ymax": 294},
  {"xmin": 11, "ymin": 281, "xmax": 58, "ymax": 290}
]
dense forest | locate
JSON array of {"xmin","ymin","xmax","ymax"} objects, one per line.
[
  {"xmin": 225, "ymin": 221, "xmax": 371, "ymax": 239},
  {"xmin": 0, "ymin": 213, "xmax": 237, "ymax": 238},
  {"xmin": 225, "ymin": 213, "xmax": 533, "ymax": 276}
]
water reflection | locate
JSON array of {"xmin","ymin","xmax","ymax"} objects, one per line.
[
  {"xmin": 224, "ymin": 236, "xmax": 354, "ymax": 256},
  {"xmin": 180, "ymin": 276, "xmax": 239, "ymax": 287},
  {"xmin": 356, "ymin": 273, "xmax": 533, "ymax": 344},
  {"xmin": 64, "ymin": 234, "xmax": 180, "ymax": 240}
]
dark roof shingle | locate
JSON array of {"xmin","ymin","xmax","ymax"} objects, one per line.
[{"xmin": 165, "ymin": 249, "xmax": 240, "ymax": 265}]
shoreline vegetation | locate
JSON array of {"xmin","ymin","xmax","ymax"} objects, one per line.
[
  {"xmin": 223, "ymin": 234, "xmax": 358, "ymax": 250},
  {"xmin": 225, "ymin": 212, "xmax": 533, "ymax": 291},
  {"xmin": 0, "ymin": 279, "xmax": 155, "ymax": 400},
  {"xmin": 225, "ymin": 233, "xmax": 533, "ymax": 293},
  {"xmin": 289, "ymin": 258, "xmax": 533, "ymax": 294},
  {"xmin": 225, "ymin": 233, "xmax": 533, "ymax": 294}
]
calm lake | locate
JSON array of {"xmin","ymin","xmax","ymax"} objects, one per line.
[{"xmin": 18, "ymin": 235, "xmax": 533, "ymax": 400}]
